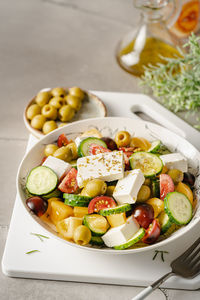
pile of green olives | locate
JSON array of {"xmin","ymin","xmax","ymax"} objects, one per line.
[{"xmin": 26, "ymin": 87, "xmax": 85, "ymax": 134}]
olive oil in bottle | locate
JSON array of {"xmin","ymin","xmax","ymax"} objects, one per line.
[{"xmin": 116, "ymin": 0, "xmax": 181, "ymax": 77}]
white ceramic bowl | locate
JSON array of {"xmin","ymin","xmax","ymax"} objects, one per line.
[{"xmin": 17, "ymin": 117, "xmax": 200, "ymax": 254}]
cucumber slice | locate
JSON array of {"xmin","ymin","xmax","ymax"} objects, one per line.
[
  {"xmin": 148, "ymin": 140, "xmax": 161, "ymax": 153},
  {"xmin": 42, "ymin": 188, "xmax": 61, "ymax": 200},
  {"xmin": 152, "ymin": 179, "xmax": 160, "ymax": 198},
  {"xmin": 63, "ymin": 194, "xmax": 92, "ymax": 207},
  {"xmin": 83, "ymin": 214, "xmax": 110, "ymax": 236},
  {"xmin": 157, "ymin": 145, "xmax": 171, "ymax": 155},
  {"xmin": 129, "ymin": 152, "xmax": 163, "ymax": 177},
  {"xmin": 161, "ymin": 223, "xmax": 180, "ymax": 238},
  {"xmin": 99, "ymin": 203, "xmax": 132, "ymax": 216},
  {"xmin": 90, "ymin": 236, "xmax": 104, "ymax": 246},
  {"xmin": 158, "ymin": 211, "xmax": 172, "ymax": 233},
  {"xmin": 114, "ymin": 228, "xmax": 145, "ymax": 250},
  {"xmin": 164, "ymin": 192, "xmax": 192, "ymax": 225},
  {"xmin": 78, "ymin": 137, "xmax": 107, "ymax": 157},
  {"xmin": 26, "ymin": 166, "xmax": 58, "ymax": 196}
]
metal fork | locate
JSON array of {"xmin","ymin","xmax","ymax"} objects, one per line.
[{"xmin": 131, "ymin": 237, "xmax": 200, "ymax": 300}]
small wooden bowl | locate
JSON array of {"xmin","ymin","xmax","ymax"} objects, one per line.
[{"xmin": 24, "ymin": 88, "xmax": 107, "ymax": 139}]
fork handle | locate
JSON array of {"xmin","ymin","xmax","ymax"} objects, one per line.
[{"xmin": 131, "ymin": 271, "xmax": 174, "ymax": 300}]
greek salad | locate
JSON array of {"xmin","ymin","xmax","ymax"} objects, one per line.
[{"xmin": 25, "ymin": 128, "xmax": 196, "ymax": 250}]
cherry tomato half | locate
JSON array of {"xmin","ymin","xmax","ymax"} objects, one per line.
[
  {"xmin": 142, "ymin": 219, "xmax": 161, "ymax": 244},
  {"xmin": 119, "ymin": 147, "xmax": 135, "ymax": 170},
  {"xmin": 26, "ymin": 196, "xmax": 47, "ymax": 217},
  {"xmin": 119, "ymin": 147, "xmax": 135, "ymax": 155},
  {"xmin": 89, "ymin": 143, "xmax": 111, "ymax": 155},
  {"xmin": 57, "ymin": 133, "xmax": 69, "ymax": 147},
  {"xmin": 132, "ymin": 203, "xmax": 154, "ymax": 229},
  {"xmin": 88, "ymin": 196, "xmax": 116, "ymax": 214},
  {"xmin": 40, "ymin": 156, "xmax": 47, "ymax": 165},
  {"xmin": 160, "ymin": 174, "xmax": 174, "ymax": 200},
  {"xmin": 101, "ymin": 137, "xmax": 118, "ymax": 151},
  {"xmin": 58, "ymin": 168, "xmax": 78, "ymax": 193},
  {"xmin": 183, "ymin": 172, "xmax": 195, "ymax": 187}
]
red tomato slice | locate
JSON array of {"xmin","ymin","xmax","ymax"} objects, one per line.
[
  {"xmin": 57, "ymin": 134, "xmax": 69, "ymax": 147},
  {"xmin": 142, "ymin": 219, "xmax": 161, "ymax": 244},
  {"xmin": 89, "ymin": 143, "xmax": 111, "ymax": 155},
  {"xmin": 160, "ymin": 174, "xmax": 174, "ymax": 200},
  {"xmin": 119, "ymin": 147, "xmax": 135, "ymax": 170},
  {"xmin": 58, "ymin": 168, "xmax": 78, "ymax": 193},
  {"xmin": 119, "ymin": 147, "xmax": 135, "ymax": 155},
  {"xmin": 88, "ymin": 196, "xmax": 116, "ymax": 214},
  {"xmin": 40, "ymin": 156, "xmax": 47, "ymax": 165}
]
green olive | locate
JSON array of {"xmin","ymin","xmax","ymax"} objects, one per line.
[
  {"xmin": 42, "ymin": 120, "xmax": 57, "ymax": 134},
  {"xmin": 26, "ymin": 104, "xmax": 41, "ymax": 120},
  {"xmin": 84, "ymin": 179, "xmax": 107, "ymax": 198},
  {"xmin": 69, "ymin": 87, "xmax": 85, "ymax": 100},
  {"xmin": 31, "ymin": 114, "xmax": 46, "ymax": 130},
  {"xmin": 51, "ymin": 87, "xmax": 66, "ymax": 97},
  {"xmin": 53, "ymin": 146, "xmax": 73, "ymax": 162},
  {"xmin": 137, "ymin": 185, "xmax": 151, "ymax": 202},
  {"xmin": 49, "ymin": 96, "xmax": 65, "ymax": 109},
  {"xmin": 106, "ymin": 186, "xmax": 115, "ymax": 197},
  {"xmin": 167, "ymin": 169, "xmax": 184, "ymax": 184},
  {"xmin": 58, "ymin": 122, "xmax": 68, "ymax": 128},
  {"xmin": 35, "ymin": 91, "xmax": 51, "ymax": 107},
  {"xmin": 115, "ymin": 131, "xmax": 131, "ymax": 147},
  {"xmin": 70, "ymin": 160, "xmax": 78, "ymax": 166},
  {"xmin": 65, "ymin": 142, "xmax": 78, "ymax": 160},
  {"xmin": 65, "ymin": 95, "xmax": 82, "ymax": 111},
  {"xmin": 58, "ymin": 105, "xmax": 75, "ymax": 122},
  {"xmin": 41, "ymin": 104, "xmax": 57, "ymax": 120},
  {"xmin": 80, "ymin": 188, "xmax": 90, "ymax": 197},
  {"xmin": 44, "ymin": 144, "xmax": 59, "ymax": 156},
  {"xmin": 73, "ymin": 225, "xmax": 91, "ymax": 246},
  {"xmin": 144, "ymin": 178, "xmax": 151, "ymax": 186}
]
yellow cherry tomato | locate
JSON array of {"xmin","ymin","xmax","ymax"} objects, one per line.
[
  {"xmin": 161, "ymin": 165, "xmax": 169, "ymax": 174},
  {"xmin": 146, "ymin": 198, "xmax": 164, "ymax": 218},
  {"xmin": 130, "ymin": 137, "xmax": 151, "ymax": 150},
  {"xmin": 49, "ymin": 200, "xmax": 73, "ymax": 225},
  {"xmin": 175, "ymin": 182, "xmax": 193, "ymax": 204}
]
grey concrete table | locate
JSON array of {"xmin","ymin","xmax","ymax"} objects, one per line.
[{"xmin": 1, "ymin": 1, "xmax": 200, "ymax": 299}]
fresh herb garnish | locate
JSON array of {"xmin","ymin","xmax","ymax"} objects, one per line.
[
  {"xmin": 26, "ymin": 250, "xmax": 40, "ymax": 254},
  {"xmin": 30, "ymin": 232, "xmax": 49, "ymax": 242},
  {"xmin": 153, "ymin": 250, "xmax": 169, "ymax": 262},
  {"xmin": 142, "ymin": 34, "xmax": 200, "ymax": 129}
]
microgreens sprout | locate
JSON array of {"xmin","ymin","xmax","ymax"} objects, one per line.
[
  {"xmin": 26, "ymin": 250, "xmax": 40, "ymax": 254},
  {"xmin": 141, "ymin": 34, "xmax": 200, "ymax": 129},
  {"xmin": 30, "ymin": 232, "xmax": 49, "ymax": 242}
]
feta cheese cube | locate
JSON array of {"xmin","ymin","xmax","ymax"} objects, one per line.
[
  {"xmin": 160, "ymin": 153, "xmax": 188, "ymax": 172},
  {"xmin": 77, "ymin": 151, "xmax": 124, "ymax": 188},
  {"xmin": 102, "ymin": 216, "xmax": 139, "ymax": 247},
  {"xmin": 113, "ymin": 169, "xmax": 145, "ymax": 205},
  {"xmin": 42, "ymin": 156, "xmax": 71, "ymax": 179}
]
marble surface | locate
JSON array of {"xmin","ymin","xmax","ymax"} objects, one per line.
[{"xmin": 1, "ymin": 0, "xmax": 200, "ymax": 299}]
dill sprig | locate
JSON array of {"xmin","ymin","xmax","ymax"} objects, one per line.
[{"xmin": 141, "ymin": 33, "xmax": 200, "ymax": 129}]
